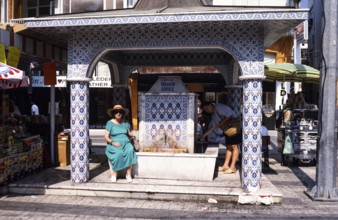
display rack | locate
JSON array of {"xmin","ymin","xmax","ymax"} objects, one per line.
[
  {"xmin": 281, "ymin": 109, "xmax": 318, "ymax": 165},
  {"xmin": 0, "ymin": 135, "xmax": 43, "ymax": 185}
]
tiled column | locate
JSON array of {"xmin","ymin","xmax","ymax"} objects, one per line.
[
  {"xmin": 239, "ymin": 76, "xmax": 264, "ymax": 192},
  {"xmin": 69, "ymin": 80, "xmax": 90, "ymax": 183},
  {"xmin": 225, "ymin": 85, "xmax": 242, "ymax": 117}
]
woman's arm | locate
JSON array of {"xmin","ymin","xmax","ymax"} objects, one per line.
[
  {"xmin": 104, "ymin": 130, "xmax": 111, "ymax": 143},
  {"xmin": 126, "ymin": 122, "xmax": 133, "ymax": 137},
  {"xmin": 105, "ymin": 130, "xmax": 120, "ymax": 147}
]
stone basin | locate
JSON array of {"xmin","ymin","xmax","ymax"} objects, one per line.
[
  {"xmin": 141, "ymin": 147, "xmax": 189, "ymax": 153},
  {"xmin": 89, "ymin": 129, "xmax": 219, "ymax": 181},
  {"xmin": 133, "ymin": 144, "xmax": 219, "ymax": 181}
]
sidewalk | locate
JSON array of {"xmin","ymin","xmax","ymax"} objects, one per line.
[
  {"xmin": 0, "ymin": 133, "xmax": 283, "ymax": 203},
  {"xmin": 1, "ymin": 131, "xmax": 338, "ymax": 219}
]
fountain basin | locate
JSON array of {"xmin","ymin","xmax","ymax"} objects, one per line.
[
  {"xmin": 134, "ymin": 144, "xmax": 219, "ymax": 181},
  {"xmin": 89, "ymin": 129, "xmax": 218, "ymax": 181},
  {"xmin": 141, "ymin": 147, "xmax": 189, "ymax": 153}
]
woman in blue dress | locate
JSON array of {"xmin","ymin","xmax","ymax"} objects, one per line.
[{"xmin": 105, "ymin": 105, "xmax": 138, "ymax": 183}]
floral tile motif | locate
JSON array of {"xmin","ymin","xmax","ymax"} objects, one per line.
[
  {"xmin": 242, "ymin": 80, "xmax": 262, "ymax": 191},
  {"xmin": 139, "ymin": 94, "xmax": 196, "ymax": 153},
  {"xmin": 70, "ymin": 82, "xmax": 90, "ymax": 183}
]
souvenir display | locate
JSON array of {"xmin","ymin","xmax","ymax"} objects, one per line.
[{"xmin": 0, "ymin": 115, "xmax": 43, "ymax": 185}]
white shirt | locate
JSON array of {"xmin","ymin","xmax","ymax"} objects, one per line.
[
  {"xmin": 207, "ymin": 103, "xmax": 238, "ymax": 144},
  {"xmin": 31, "ymin": 104, "xmax": 39, "ymax": 115}
]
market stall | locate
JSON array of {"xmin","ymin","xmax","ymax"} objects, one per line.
[
  {"xmin": 277, "ymin": 91, "xmax": 318, "ymax": 166},
  {"xmin": 0, "ymin": 134, "xmax": 43, "ymax": 184},
  {"xmin": 0, "ymin": 62, "xmax": 44, "ymax": 185}
]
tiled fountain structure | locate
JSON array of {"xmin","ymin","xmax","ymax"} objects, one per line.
[{"xmin": 136, "ymin": 76, "xmax": 218, "ymax": 181}]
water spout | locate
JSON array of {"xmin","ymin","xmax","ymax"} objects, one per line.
[{"xmin": 162, "ymin": 133, "xmax": 170, "ymax": 148}]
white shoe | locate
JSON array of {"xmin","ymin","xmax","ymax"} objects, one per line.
[
  {"xmin": 111, "ymin": 175, "xmax": 117, "ymax": 183},
  {"xmin": 126, "ymin": 175, "xmax": 132, "ymax": 183}
]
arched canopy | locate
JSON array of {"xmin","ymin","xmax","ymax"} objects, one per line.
[{"xmin": 90, "ymin": 48, "xmax": 235, "ymax": 86}]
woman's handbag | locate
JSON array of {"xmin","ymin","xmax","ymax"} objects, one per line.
[
  {"xmin": 220, "ymin": 118, "xmax": 241, "ymax": 137},
  {"xmin": 130, "ymin": 136, "xmax": 141, "ymax": 152}
]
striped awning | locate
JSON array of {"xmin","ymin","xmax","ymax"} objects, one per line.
[{"xmin": 0, "ymin": 62, "xmax": 28, "ymax": 89}]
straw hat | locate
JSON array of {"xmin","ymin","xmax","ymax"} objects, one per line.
[{"xmin": 107, "ymin": 105, "xmax": 129, "ymax": 117}]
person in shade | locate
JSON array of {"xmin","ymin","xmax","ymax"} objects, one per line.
[
  {"xmin": 203, "ymin": 102, "xmax": 241, "ymax": 174},
  {"xmin": 30, "ymin": 100, "xmax": 39, "ymax": 115},
  {"xmin": 105, "ymin": 105, "xmax": 138, "ymax": 183}
]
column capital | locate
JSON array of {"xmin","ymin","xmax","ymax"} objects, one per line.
[
  {"xmin": 239, "ymin": 75, "xmax": 266, "ymax": 81},
  {"xmin": 67, "ymin": 77, "xmax": 92, "ymax": 82}
]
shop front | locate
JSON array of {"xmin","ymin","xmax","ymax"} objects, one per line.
[{"xmin": 0, "ymin": 62, "xmax": 45, "ymax": 185}]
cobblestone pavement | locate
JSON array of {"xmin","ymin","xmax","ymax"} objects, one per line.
[{"xmin": 0, "ymin": 132, "xmax": 337, "ymax": 219}]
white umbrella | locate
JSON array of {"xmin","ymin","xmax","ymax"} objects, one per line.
[
  {"xmin": 0, "ymin": 62, "xmax": 28, "ymax": 89},
  {"xmin": 0, "ymin": 75, "xmax": 29, "ymax": 89},
  {"xmin": 0, "ymin": 62, "xmax": 24, "ymax": 81}
]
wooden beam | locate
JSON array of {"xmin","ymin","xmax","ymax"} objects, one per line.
[
  {"xmin": 0, "ymin": 23, "xmax": 7, "ymax": 30},
  {"xmin": 11, "ymin": 22, "xmax": 26, "ymax": 33},
  {"xmin": 129, "ymin": 78, "xmax": 138, "ymax": 130}
]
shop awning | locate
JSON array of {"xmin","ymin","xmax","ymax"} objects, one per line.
[
  {"xmin": 0, "ymin": 75, "xmax": 29, "ymax": 89},
  {"xmin": 264, "ymin": 63, "xmax": 320, "ymax": 84},
  {"xmin": 0, "ymin": 62, "xmax": 28, "ymax": 89}
]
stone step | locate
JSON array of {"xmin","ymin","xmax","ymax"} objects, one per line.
[
  {"xmin": 5, "ymin": 181, "xmax": 242, "ymax": 202},
  {"xmin": 1, "ymin": 154, "xmax": 282, "ymax": 204},
  {"xmin": 4, "ymin": 173, "xmax": 282, "ymax": 204}
]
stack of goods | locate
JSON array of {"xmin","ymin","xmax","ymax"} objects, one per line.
[
  {"xmin": 23, "ymin": 135, "xmax": 43, "ymax": 172},
  {"xmin": 0, "ymin": 135, "xmax": 43, "ymax": 185}
]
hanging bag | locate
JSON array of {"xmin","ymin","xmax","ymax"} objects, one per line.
[
  {"xmin": 222, "ymin": 118, "xmax": 241, "ymax": 137},
  {"xmin": 215, "ymin": 109, "xmax": 241, "ymax": 138},
  {"xmin": 130, "ymin": 136, "xmax": 141, "ymax": 152},
  {"xmin": 283, "ymin": 135, "xmax": 294, "ymax": 154}
]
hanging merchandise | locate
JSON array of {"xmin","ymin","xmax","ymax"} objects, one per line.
[{"xmin": 283, "ymin": 135, "xmax": 294, "ymax": 154}]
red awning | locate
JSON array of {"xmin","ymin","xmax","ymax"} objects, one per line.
[
  {"xmin": 0, "ymin": 76, "xmax": 29, "ymax": 89},
  {"xmin": 0, "ymin": 62, "xmax": 28, "ymax": 89}
]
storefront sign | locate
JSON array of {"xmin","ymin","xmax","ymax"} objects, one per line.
[
  {"xmin": 32, "ymin": 76, "xmax": 112, "ymax": 88},
  {"xmin": 0, "ymin": 44, "xmax": 6, "ymax": 64},
  {"xmin": 7, "ymin": 46, "xmax": 21, "ymax": 68},
  {"xmin": 43, "ymin": 62, "xmax": 57, "ymax": 85},
  {"xmin": 90, "ymin": 76, "xmax": 112, "ymax": 87}
]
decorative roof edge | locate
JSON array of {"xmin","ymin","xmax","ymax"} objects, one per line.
[{"xmin": 10, "ymin": 9, "xmax": 308, "ymax": 28}]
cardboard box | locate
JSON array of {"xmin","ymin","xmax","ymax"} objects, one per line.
[{"xmin": 58, "ymin": 135, "xmax": 70, "ymax": 166}]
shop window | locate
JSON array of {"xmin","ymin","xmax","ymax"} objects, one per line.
[{"xmin": 27, "ymin": 0, "xmax": 53, "ymax": 17}]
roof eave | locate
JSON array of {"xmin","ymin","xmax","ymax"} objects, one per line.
[{"xmin": 10, "ymin": 8, "xmax": 308, "ymax": 29}]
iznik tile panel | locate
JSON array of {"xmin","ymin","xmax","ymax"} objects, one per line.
[
  {"xmin": 139, "ymin": 76, "xmax": 196, "ymax": 153},
  {"xmin": 139, "ymin": 93, "xmax": 196, "ymax": 153}
]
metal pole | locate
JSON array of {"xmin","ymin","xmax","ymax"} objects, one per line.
[
  {"xmin": 293, "ymin": 30, "xmax": 301, "ymax": 64},
  {"xmin": 50, "ymin": 85, "xmax": 55, "ymax": 166},
  {"xmin": 307, "ymin": 0, "xmax": 338, "ymax": 201}
]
